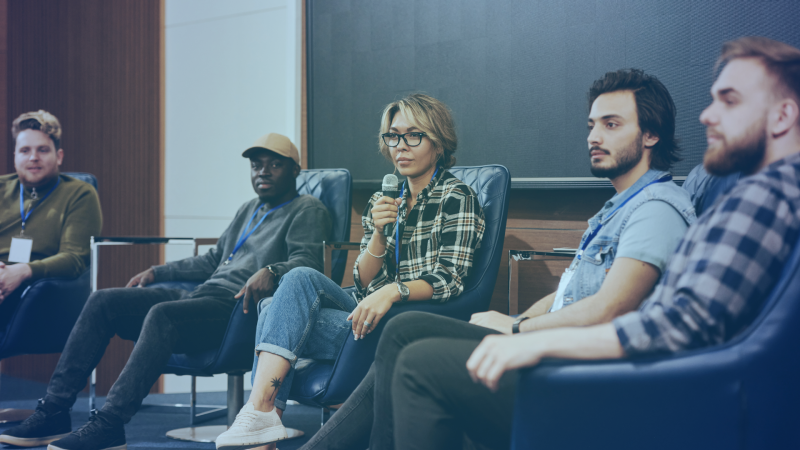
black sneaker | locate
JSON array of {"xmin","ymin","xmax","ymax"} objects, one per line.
[
  {"xmin": 0, "ymin": 398, "xmax": 71, "ymax": 447},
  {"xmin": 47, "ymin": 410, "xmax": 126, "ymax": 450}
]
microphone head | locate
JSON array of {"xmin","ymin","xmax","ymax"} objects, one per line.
[{"xmin": 382, "ymin": 174, "xmax": 399, "ymax": 191}]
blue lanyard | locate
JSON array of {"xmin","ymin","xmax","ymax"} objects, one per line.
[
  {"xmin": 225, "ymin": 196, "xmax": 296, "ymax": 265},
  {"xmin": 395, "ymin": 167, "xmax": 439, "ymax": 277},
  {"xmin": 577, "ymin": 175, "xmax": 672, "ymax": 260},
  {"xmin": 19, "ymin": 178, "xmax": 61, "ymax": 233}
]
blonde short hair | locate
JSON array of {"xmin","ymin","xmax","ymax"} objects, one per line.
[
  {"xmin": 378, "ymin": 93, "xmax": 457, "ymax": 169},
  {"xmin": 12, "ymin": 110, "xmax": 62, "ymax": 149}
]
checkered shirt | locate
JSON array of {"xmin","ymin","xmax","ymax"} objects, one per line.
[
  {"xmin": 353, "ymin": 170, "xmax": 485, "ymax": 302},
  {"xmin": 614, "ymin": 152, "xmax": 800, "ymax": 356}
]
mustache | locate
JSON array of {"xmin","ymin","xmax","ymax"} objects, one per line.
[{"xmin": 589, "ymin": 146, "xmax": 610, "ymax": 155}]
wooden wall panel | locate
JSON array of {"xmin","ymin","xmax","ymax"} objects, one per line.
[
  {"xmin": 344, "ymin": 188, "xmax": 611, "ymax": 314},
  {"xmin": 1, "ymin": 0, "xmax": 163, "ymax": 396}
]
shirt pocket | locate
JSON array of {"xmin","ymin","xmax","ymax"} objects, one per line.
[{"xmin": 578, "ymin": 241, "xmax": 616, "ymax": 299}]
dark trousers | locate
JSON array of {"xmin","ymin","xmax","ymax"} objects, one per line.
[
  {"xmin": 44, "ymin": 284, "xmax": 235, "ymax": 423},
  {"xmin": 0, "ymin": 282, "xmax": 30, "ymax": 330},
  {"xmin": 300, "ymin": 311, "xmax": 518, "ymax": 450}
]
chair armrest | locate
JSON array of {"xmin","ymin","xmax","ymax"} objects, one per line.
[
  {"xmin": 1, "ymin": 270, "xmax": 91, "ymax": 357},
  {"xmin": 93, "ymin": 236, "xmax": 195, "ymax": 243},
  {"xmin": 165, "ymin": 294, "xmax": 258, "ymax": 376},
  {"xmin": 90, "ymin": 236, "xmax": 219, "ymax": 291},
  {"xmin": 323, "ymin": 241, "xmax": 360, "ymax": 278},
  {"xmin": 512, "ymin": 350, "xmax": 745, "ymax": 450}
]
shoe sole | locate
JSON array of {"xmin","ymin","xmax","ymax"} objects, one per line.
[
  {"xmin": 0, "ymin": 432, "xmax": 70, "ymax": 447},
  {"xmin": 48, "ymin": 444, "xmax": 127, "ymax": 450},
  {"xmin": 216, "ymin": 427, "xmax": 288, "ymax": 450}
]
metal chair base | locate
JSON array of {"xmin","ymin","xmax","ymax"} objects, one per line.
[
  {"xmin": 0, "ymin": 408, "xmax": 34, "ymax": 424},
  {"xmin": 166, "ymin": 425, "xmax": 304, "ymax": 443}
]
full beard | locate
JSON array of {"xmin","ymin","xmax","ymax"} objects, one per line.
[
  {"xmin": 704, "ymin": 116, "xmax": 767, "ymax": 176},
  {"xmin": 590, "ymin": 134, "xmax": 644, "ymax": 179}
]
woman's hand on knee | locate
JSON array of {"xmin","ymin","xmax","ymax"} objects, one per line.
[{"xmin": 347, "ymin": 284, "xmax": 399, "ymax": 340}]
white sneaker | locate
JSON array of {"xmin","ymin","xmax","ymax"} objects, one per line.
[{"xmin": 215, "ymin": 403, "xmax": 288, "ymax": 450}]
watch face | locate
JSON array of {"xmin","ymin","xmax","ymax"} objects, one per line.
[{"xmin": 399, "ymin": 283, "xmax": 410, "ymax": 295}]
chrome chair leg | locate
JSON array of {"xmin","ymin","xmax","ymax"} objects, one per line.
[{"xmin": 321, "ymin": 407, "xmax": 331, "ymax": 427}]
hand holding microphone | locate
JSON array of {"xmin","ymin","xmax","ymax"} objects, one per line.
[{"xmin": 375, "ymin": 174, "xmax": 401, "ymax": 236}]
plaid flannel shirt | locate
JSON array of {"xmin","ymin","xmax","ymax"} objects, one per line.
[
  {"xmin": 614, "ymin": 152, "xmax": 800, "ymax": 356},
  {"xmin": 353, "ymin": 170, "xmax": 485, "ymax": 302}
]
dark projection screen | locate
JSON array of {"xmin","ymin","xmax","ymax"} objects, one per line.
[{"xmin": 307, "ymin": 0, "xmax": 800, "ymax": 188}]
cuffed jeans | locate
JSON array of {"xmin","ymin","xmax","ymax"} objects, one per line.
[
  {"xmin": 44, "ymin": 284, "xmax": 236, "ymax": 423},
  {"xmin": 253, "ymin": 267, "xmax": 358, "ymax": 411},
  {"xmin": 299, "ymin": 311, "xmax": 517, "ymax": 450}
]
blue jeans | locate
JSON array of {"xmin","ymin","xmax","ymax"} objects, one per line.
[{"xmin": 252, "ymin": 267, "xmax": 358, "ymax": 410}]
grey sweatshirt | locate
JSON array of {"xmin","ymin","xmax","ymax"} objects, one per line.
[{"xmin": 151, "ymin": 195, "xmax": 331, "ymax": 295}]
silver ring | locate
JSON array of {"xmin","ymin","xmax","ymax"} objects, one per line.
[{"xmin": 364, "ymin": 321, "xmax": 372, "ymax": 327}]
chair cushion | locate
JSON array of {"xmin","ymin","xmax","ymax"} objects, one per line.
[
  {"xmin": 0, "ymin": 271, "xmax": 91, "ymax": 359},
  {"xmin": 289, "ymin": 359, "xmax": 335, "ymax": 403},
  {"xmin": 63, "ymin": 172, "xmax": 98, "ymax": 190},
  {"xmin": 296, "ymin": 169, "xmax": 351, "ymax": 285},
  {"xmin": 682, "ymin": 164, "xmax": 740, "ymax": 216}
]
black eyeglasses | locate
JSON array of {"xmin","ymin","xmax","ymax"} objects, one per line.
[{"xmin": 381, "ymin": 132, "xmax": 427, "ymax": 147}]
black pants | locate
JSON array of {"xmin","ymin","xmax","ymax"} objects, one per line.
[
  {"xmin": 300, "ymin": 311, "xmax": 518, "ymax": 450},
  {"xmin": 44, "ymin": 284, "xmax": 235, "ymax": 423},
  {"xmin": 0, "ymin": 282, "xmax": 30, "ymax": 331}
]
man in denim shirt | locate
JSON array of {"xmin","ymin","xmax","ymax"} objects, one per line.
[{"xmin": 471, "ymin": 69, "xmax": 695, "ymax": 337}]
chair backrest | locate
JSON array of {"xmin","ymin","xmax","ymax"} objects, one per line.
[
  {"xmin": 296, "ymin": 169, "xmax": 352, "ymax": 285},
  {"xmin": 682, "ymin": 164, "xmax": 740, "ymax": 216},
  {"xmin": 447, "ymin": 165, "xmax": 511, "ymax": 311},
  {"xmin": 724, "ymin": 231, "xmax": 800, "ymax": 448},
  {"xmin": 64, "ymin": 172, "xmax": 99, "ymax": 191}
]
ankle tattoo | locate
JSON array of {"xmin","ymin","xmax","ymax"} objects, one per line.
[{"xmin": 268, "ymin": 377, "xmax": 283, "ymax": 402}]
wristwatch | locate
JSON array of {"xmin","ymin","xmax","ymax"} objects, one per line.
[
  {"xmin": 266, "ymin": 265, "xmax": 281, "ymax": 282},
  {"xmin": 396, "ymin": 280, "xmax": 410, "ymax": 302},
  {"xmin": 512, "ymin": 316, "xmax": 530, "ymax": 334}
]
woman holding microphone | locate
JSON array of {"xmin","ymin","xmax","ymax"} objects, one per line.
[{"xmin": 216, "ymin": 93, "xmax": 486, "ymax": 450}]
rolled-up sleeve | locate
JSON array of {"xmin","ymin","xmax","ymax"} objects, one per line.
[
  {"xmin": 353, "ymin": 193, "xmax": 390, "ymax": 296},
  {"xmin": 420, "ymin": 189, "xmax": 485, "ymax": 302}
]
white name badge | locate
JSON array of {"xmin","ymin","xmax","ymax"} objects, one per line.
[
  {"xmin": 9, "ymin": 236, "xmax": 33, "ymax": 263},
  {"xmin": 549, "ymin": 266, "xmax": 575, "ymax": 313}
]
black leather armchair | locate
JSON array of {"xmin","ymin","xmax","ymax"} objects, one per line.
[
  {"xmin": 289, "ymin": 165, "xmax": 512, "ymax": 420},
  {"xmin": 510, "ymin": 166, "xmax": 800, "ymax": 450},
  {"xmin": 152, "ymin": 169, "xmax": 352, "ymax": 442}
]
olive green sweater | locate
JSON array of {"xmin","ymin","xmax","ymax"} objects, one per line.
[{"xmin": 0, "ymin": 173, "xmax": 102, "ymax": 280}]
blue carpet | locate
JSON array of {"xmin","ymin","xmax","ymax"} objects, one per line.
[{"xmin": 0, "ymin": 375, "xmax": 322, "ymax": 450}]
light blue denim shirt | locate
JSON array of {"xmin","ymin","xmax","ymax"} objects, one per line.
[{"xmin": 559, "ymin": 169, "xmax": 696, "ymax": 308}]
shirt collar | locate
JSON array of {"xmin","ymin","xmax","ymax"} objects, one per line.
[
  {"xmin": 401, "ymin": 168, "xmax": 444, "ymax": 205},
  {"xmin": 602, "ymin": 169, "xmax": 670, "ymax": 213}
]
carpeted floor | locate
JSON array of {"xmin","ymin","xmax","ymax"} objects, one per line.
[{"xmin": 0, "ymin": 375, "xmax": 323, "ymax": 450}]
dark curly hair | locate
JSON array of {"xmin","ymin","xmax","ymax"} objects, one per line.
[{"xmin": 588, "ymin": 69, "xmax": 680, "ymax": 171}]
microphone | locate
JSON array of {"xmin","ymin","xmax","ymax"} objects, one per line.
[{"xmin": 382, "ymin": 174, "xmax": 400, "ymax": 236}]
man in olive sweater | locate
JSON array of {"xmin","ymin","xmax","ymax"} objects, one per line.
[
  {"xmin": 0, "ymin": 110, "xmax": 102, "ymax": 329},
  {"xmin": 0, "ymin": 133, "xmax": 332, "ymax": 450}
]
